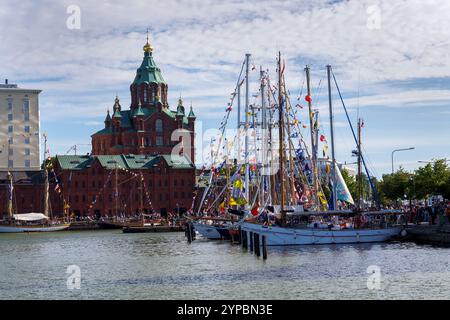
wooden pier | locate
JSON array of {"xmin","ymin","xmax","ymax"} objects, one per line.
[{"xmin": 405, "ymin": 224, "xmax": 450, "ymax": 246}]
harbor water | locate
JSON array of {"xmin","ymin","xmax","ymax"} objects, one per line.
[{"xmin": 0, "ymin": 230, "xmax": 449, "ymax": 299}]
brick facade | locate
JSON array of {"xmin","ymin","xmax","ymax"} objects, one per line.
[{"xmin": 2, "ymin": 40, "xmax": 197, "ymax": 218}]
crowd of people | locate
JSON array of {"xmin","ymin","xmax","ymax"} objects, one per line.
[{"xmin": 408, "ymin": 201, "xmax": 450, "ymax": 225}]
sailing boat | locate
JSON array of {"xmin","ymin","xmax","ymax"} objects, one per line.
[
  {"xmin": 239, "ymin": 53, "xmax": 402, "ymax": 245},
  {"xmin": 0, "ymin": 135, "xmax": 70, "ymax": 233}
]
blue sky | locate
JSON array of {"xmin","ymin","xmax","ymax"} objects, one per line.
[{"xmin": 1, "ymin": 0, "xmax": 449, "ymax": 177}]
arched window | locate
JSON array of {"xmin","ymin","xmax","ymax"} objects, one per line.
[
  {"xmin": 155, "ymin": 119, "xmax": 163, "ymax": 133},
  {"xmin": 143, "ymin": 87, "xmax": 147, "ymax": 102},
  {"xmin": 152, "ymin": 87, "xmax": 157, "ymax": 103}
]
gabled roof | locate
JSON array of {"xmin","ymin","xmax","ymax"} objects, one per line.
[
  {"xmin": 96, "ymin": 155, "xmax": 128, "ymax": 169},
  {"xmin": 161, "ymin": 154, "xmax": 193, "ymax": 169},
  {"xmin": 56, "ymin": 154, "xmax": 194, "ymax": 170},
  {"xmin": 56, "ymin": 155, "xmax": 94, "ymax": 170}
]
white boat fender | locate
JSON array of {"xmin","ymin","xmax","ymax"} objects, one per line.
[{"xmin": 400, "ymin": 229, "xmax": 408, "ymax": 237}]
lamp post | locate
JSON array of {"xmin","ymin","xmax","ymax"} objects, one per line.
[
  {"xmin": 391, "ymin": 147, "xmax": 415, "ymax": 174},
  {"xmin": 418, "ymin": 158, "xmax": 450, "ymax": 164}
]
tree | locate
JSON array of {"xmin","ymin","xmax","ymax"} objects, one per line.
[
  {"xmin": 414, "ymin": 159, "xmax": 449, "ymax": 199},
  {"xmin": 378, "ymin": 167, "xmax": 412, "ymax": 204},
  {"xmin": 341, "ymin": 168, "xmax": 356, "ymax": 201}
]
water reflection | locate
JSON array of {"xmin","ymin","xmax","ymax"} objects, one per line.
[{"xmin": 0, "ymin": 231, "xmax": 449, "ymax": 300}]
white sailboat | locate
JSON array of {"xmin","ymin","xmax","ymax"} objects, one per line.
[
  {"xmin": 240, "ymin": 56, "xmax": 402, "ymax": 245},
  {"xmin": 0, "ymin": 136, "xmax": 70, "ymax": 233}
]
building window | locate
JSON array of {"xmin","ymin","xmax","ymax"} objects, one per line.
[
  {"xmin": 8, "ymin": 114, "xmax": 13, "ymax": 121},
  {"xmin": 8, "ymin": 125, "xmax": 13, "ymax": 133},
  {"xmin": 7, "ymin": 99, "xmax": 13, "ymax": 111},
  {"xmin": 145, "ymin": 137, "xmax": 150, "ymax": 147},
  {"xmin": 25, "ymin": 148, "xmax": 30, "ymax": 156},
  {"xmin": 143, "ymin": 88, "xmax": 147, "ymax": 102},
  {"xmin": 152, "ymin": 87, "xmax": 156, "ymax": 103},
  {"xmin": 8, "ymin": 148, "xmax": 13, "ymax": 156},
  {"xmin": 24, "ymin": 126, "xmax": 30, "ymax": 133},
  {"xmin": 23, "ymin": 100, "xmax": 30, "ymax": 121},
  {"xmin": 8, "ymin": 160, "xmax": 13, "ymax": 168},
  {"xmin": 24, "ymin": 137, "xmax": 30, "ymax": 144},
  {"xmin": 8, "ymin": 137, "xmax": 13, "ymax": 144},
  {"xmin": 156, "ymin": 136, "xmax": 163, "ymax": 146},
  {"xmin": 25, "ymin": 160, "xmax": 30, "ymax": 168},
  {"xmin": 155, "ymin": 119, "xmax": 163, "ymax": 133}
]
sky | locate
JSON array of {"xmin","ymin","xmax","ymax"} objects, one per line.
[{"xmin": 1, "ymin": 0, "xmax": 449, "ymax": 177}]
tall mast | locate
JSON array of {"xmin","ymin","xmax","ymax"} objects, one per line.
[
  {"xmin": 140, "ymin": 170, "xmax": 144, "ymax": 215},
  {"xmin": 244, "ymin": 53, "xmax": 251, "ymax": 207},
  {"xmin": 43, "ymin": 133, "xmax": 49, "ymax": 217},
  {"xmin": 260, "ymin": 66, "xmax": 265, "ymax": 208},
  {"xmin": 237, "ymin": 82, "xmax": 241, "ymax": 164},
  {"xmin": 357, "ymin": 118, "xmax": 363, "ymax": 212},
  {"xmin": 7, "ymin": 171, "xmax": 14, "ymax": 218},
  {"xmin": 115, "ymin": 164, "xmax": 118, "ymax": 217},
  {"xmin": 305, "ymin": 66, "xmax": 317, "ymax": 209},
  {"xmin": 282, "ymin": 76, "xmax": 296, "ymax": 205},
  {"xmin": 327, "ymin": 65, "xmax": 337, "ymax": 211},
  {"xmin": 278, "ymin": 51, "xmax": 286, "ymax": 225}
]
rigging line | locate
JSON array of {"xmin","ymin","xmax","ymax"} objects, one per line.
[
  {"xmin": 332, "ymin": 71, "xmax": 381, "ymax": 209},
  {"xmin": 197, "ymin": 57, "xmax": 248, "ymax": 213}
]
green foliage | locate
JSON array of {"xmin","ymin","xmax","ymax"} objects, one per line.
[
  {"xmin": 379, "ymin": 159, "xmax": 450, "ymax": 202},
  {"xmin": 341, "ymin": 168, "xmax": 356, "ymax": 200},
  {"xmin": 340, "ymin": 168, "xmax": 373, "ymax": 203},
  {"xmin": 378, "ymin": 167, "xmax": 413, "ymax": 203}
]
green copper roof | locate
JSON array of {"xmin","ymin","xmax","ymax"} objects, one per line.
[
  {"xmin": 96, "ymin": 155, "xmax": 128, "ymax": 169},
  {"xmin": 56, "ymin": 155, "xmax": 94, "ymax": 170},
  {"xmin": 176, "ymin": 98, "xmax": 185, "ymax": 116},
  {"xmin": 161, "ymin": 154, "xmax": 193, "ymax": 168},
  {"xmin": 132, "ymin": 104, "xmax": 145, "ymax": 117},
  {"xmin": 133, "ymin": 51, "xmax": 166, "ymax": 85},
  {"xmin": 188, "ymin": 105, "xmax": 196, "ymax": 118},
  {"xmin": 56, "ymin": 154, "xmax": 193, "ymax": 170},
  {"xmin": 113, "ymin": 108, "xmax": 122, "ymax": 118},
  {"xmin": 105, "ymin": 110, "xmax": 111, "ymax": 122},
  {"xmin": 92, "ymin": 107, "xmax": 189, "ymax": 137},
  {"xmin": 162, "ymin": 108, "xmax": 189, "ymax": 126}
]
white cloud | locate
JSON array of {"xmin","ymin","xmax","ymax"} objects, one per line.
[{"xmin": 2, "ymin": 0, "xmax": 450, "ymax": 175}]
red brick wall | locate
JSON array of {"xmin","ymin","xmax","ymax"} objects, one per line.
[{"xmin": 52, "ymin": 158, "xmax": 195, "ymax": 217}]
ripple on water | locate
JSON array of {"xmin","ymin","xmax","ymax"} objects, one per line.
[{"xmin": 0, "ymin": 231, "xmax": 449, "ymax": 299}]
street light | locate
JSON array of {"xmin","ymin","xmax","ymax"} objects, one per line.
[
  {"xmin": 418, "ymin": 158, "xmax": 450, "ymax": 164},
  {"xmin": 391, "ymin": 147, "xmax": 415, "ymax": 174}
]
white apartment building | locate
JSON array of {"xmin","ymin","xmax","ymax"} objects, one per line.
[{"xmin": 0, "ymin": 79, "xmax": 41, "ymax": 171}]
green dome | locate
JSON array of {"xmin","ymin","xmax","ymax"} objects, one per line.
[{"xmin": 133, "ymin": 49, "xmax": 165, "ymax": 85}]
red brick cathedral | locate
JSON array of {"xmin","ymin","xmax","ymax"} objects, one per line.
[
  {"xmin": 47, "ymin": 38, "xmax": 197, "ymax": 218},
  {"xmin": 91, "ymin": 38, "xmax": 196, "ymax": 162}
]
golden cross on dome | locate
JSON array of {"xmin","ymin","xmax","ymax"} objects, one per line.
[{"xmin": 143, "ymin": 28, "xmax": 153, "ymax": 53}]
